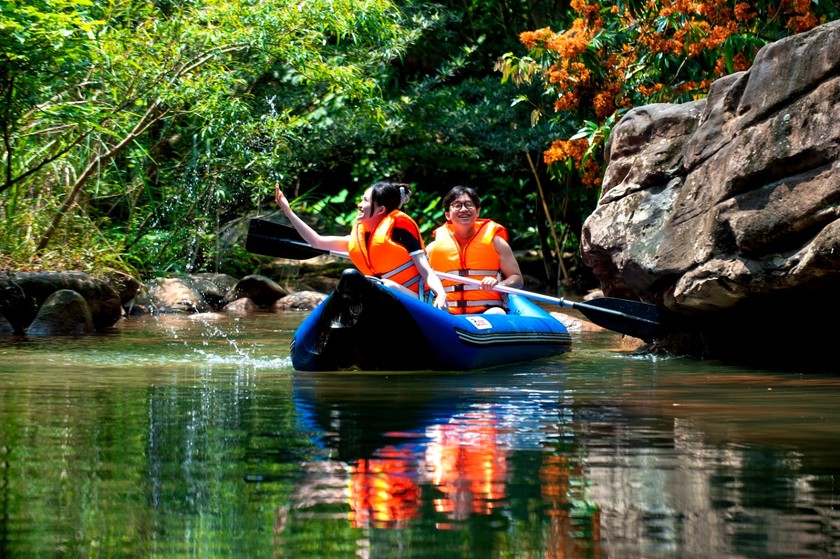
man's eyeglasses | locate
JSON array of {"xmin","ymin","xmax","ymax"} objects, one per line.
[{"xmin": 449, "ymin": 201, "xmax": 476, "ymax": 210}]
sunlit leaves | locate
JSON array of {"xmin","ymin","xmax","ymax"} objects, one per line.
[
  {"xmin": 1, "ymin": 0, "xmax": 417, "ymax": 274},
  {"xmin": 505, "ymin": 0, "xmax": 840, "ymax": 190}
]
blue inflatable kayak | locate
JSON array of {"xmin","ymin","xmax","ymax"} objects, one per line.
[{"xmin": 291, "ymin": 269, "xmax": 572, "ymax": 371}]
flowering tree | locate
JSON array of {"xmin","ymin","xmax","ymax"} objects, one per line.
[{"xmin": 498, "ymin": 0, "xmax": 837, "ymax": 191}]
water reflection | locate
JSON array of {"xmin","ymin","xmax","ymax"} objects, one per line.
[
  {"xmin": 287, "ymin": 368, "xmax": 600, "ymax": 555},
  {"xmin": 425, "ymin": 411, "xmax": 507, "ymax": 523},
  {"xmin": 3, "ymin": 315, "xmax": 840, "ymax": 557},
  {"xmin": 282, "ymin": 354, "xmax": 840, "ymax": 558}
]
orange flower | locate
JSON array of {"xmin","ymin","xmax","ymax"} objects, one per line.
[
  {"xmin": 582, "ymin": 161, "xmax": 603, "ymax": 187},
  {"xmin": 520, "ymin": 27, "xmax": 554, "ymax": 49},
  {"xmin": 546, "ymin": 19, "xmax": 593, "ymax": 58},
  {"xmin": 732, "ymin": 52, "xmax": 751, "ymax": 72},
  {"xmin": 543, "ymin": 139, "xmax": 588, "ymax": 167},
  {"xmin": 570, "ymin": 0, "xmax": 601, "ymax": 22},
  {"xmin": 794, "ymin": 0, "xmax": 812, "ymax": 15},
  {"xmin": 637, "ymin": 83, "xmax": 664, "ymax": 98},
  {"xmin": 594, "ymin": 82, "xmax": 621, "ymax": 118},
  {"xmin": 554, "ymin": 94, "xmax": 580, "ymax": 112},
  {"xmin": 593, "ymin": 90, "xmax": 615, "ymax": 118},
  {"xmin": 734, "ymin": 2, "xmax": 755, "ymax": 21},
  {"xmin": 570, "ymin": 62, "xmax": 591, "ymax": 85},
  {"xmin": 547, "ymin": 61, "xmax": 570, "ymax": 84},
  {"xmin": 788, "ymin": 13, "xmax": 818, "ymax": 33}
]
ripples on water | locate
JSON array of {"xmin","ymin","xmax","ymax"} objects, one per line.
[{"xmin": 1, "ymin": 313, "xmax": 839, "ymax": 558}]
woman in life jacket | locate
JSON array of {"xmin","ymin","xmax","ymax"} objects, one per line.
[
  {"xmin": 426, "ymin": 186, "xmax": 524, "ymax": 314},
  {"xmin": 275, "ymin": 182, "xmax": 448, "ymax": 310}
]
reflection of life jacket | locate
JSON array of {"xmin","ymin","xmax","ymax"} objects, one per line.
[
  {"xmin": 348, "ymin": 210, "xmax": 425, "ymax": 296},
  {"xmin": 425, "ymin": 412, "xmax": 507, "ymax": 518},
  {"xmin": 426, "ymin": 219, "xmax": 506, "ymax": 314},
  {"xmin": 348, "ymin": 446, "xmax": 420, "ymax": 529}
]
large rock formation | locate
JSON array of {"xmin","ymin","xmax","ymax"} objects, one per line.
[
  {"xmin": 0, "ymin": 270, "xmax": 328, "ymax": 336},
  {"xmin": 0, "ymin": 271, "xmax": 122, "ymax": 333},
  {"xmin": 581, "ymin": 20, "xmax": 840, "ymax": 367}
]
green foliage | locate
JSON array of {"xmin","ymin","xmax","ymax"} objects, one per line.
[
  {"xmin": 0, "ymin": 0, "xmax": 419, "ymax": 277},
  {"xmin": 13, "ymin": 0, "xmax": 827, "ymax": 286},
  {"xmin": 245, "ymin": 0, "xmax": 576, "ymax": 266},
  {"xmin": 0, "ymin": 0, "xmax": 594, "ymax": 284},
  {"xmin": 0, "ymin": 198, "xmax": 136, "ymax": 275}
]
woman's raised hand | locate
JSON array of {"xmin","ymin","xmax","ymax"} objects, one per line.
[{"xmin": 274, "ymin": 183, "xmax": 291, "ymax": 213}]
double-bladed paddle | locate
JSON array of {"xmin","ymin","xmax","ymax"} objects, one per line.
[{"xmin": 245, "ymin": 218, "xmax": 666, "ymax": 341}]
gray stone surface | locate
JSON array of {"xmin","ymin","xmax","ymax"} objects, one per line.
[{"xmin": 580, "ymin": 21, "xmax": 840, "ymax": 364}]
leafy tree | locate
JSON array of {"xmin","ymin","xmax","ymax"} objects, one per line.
[
  {"xmin": 8, "ymin": 0, "xmax": 830, "ymax": 287},
  {"xmin": 498, "ymin": 0, "xmax": 840, "ymax": 195},
  {"xmin": 0, "ymin": 0, "xmax": 419, "ymax": 275},
  {"xmin": 281, "ymin": 0, "xmax": 590, "ymax": 287}
]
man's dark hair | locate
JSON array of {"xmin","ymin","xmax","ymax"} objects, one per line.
[{"xmin": 442, "ymin": 185, "xmax": 481, "ymax": 210}]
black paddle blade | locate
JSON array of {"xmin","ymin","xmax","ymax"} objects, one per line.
[
  {"xmin": 572, "ymin": 297, "xmax": 665, "ymax": 342},
  {"xmin": 245, "ymin": 219, "xmax": 327, "ymax": 260},
  {"xmin": 248, "ymin": 218, "xmax": 306, "ymax": 242}
]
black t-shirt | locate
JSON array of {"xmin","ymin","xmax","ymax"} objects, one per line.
[{"xmin": 364, "ymin": 227, "xmax": 422, "ymax": 255}]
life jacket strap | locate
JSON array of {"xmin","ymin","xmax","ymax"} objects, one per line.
[
  {"xmin": 446, "ymin": 283, "xmax": 510, "ymax": 294},
  {"xmin": 380, "ymin": 260, "xmax": 415, "ymax": 280},
  {"xmin": 443, "ymin": 269, "xmax": 499, "ymax": 278},
  {"xmin": 449, "ymin": 299, "xmax": 504, "ymax": 308},
  {"xmin": 464, "ymin": 269, "xmax": 499, "ymax": 277}
]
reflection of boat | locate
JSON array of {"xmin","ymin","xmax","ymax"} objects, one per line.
[
  {"xmin": 292, "ymin": 370, "xmax": 517, "ymax": 529},
  {"xmin": 293, "ymin": 371, "xmax": 469, "ymax": 462},
  {"xmin": 290, "ymin": 269, "xmax": 572, "ymax": 371}
]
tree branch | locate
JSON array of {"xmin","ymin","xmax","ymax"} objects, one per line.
[{"xmin": 35, "ymin": 100, "xmax": 169, "ymax": 252}]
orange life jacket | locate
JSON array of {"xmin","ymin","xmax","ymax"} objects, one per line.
[
  {"xmin": 426, "ymin": 412, "xmax": 507, "ymax": 516},
  {"xmin": 348, "ymin": 449, "xmax": 420, "ymax": 528},
  {"xmin": 426, "ymin": 219, "xmax": 507, "ymax": 314},
  {"xmin": 348, "ymin": 210, "xmax": 426, "ymax": 296}
]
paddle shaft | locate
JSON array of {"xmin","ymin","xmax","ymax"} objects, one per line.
[
  {"xmin": 435, "ymin": 271, "xmax": 661, "ymax": 327},
  {"xmin": 245, "ymin": 218, "xmax": 665, "ymax": 340}
]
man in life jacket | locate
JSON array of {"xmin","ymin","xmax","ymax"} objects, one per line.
[
  {"xmin": 426, "ymin": 186, "xmax": 524, "ymax": 314},
  {"xmin": 275, "ymin": 182, "xmax": 448, "ymax": 310}
]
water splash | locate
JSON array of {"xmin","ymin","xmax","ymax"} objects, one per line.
[{"xmin": 128, "ymin": 312, "xmax": 298, "ymax": 371}]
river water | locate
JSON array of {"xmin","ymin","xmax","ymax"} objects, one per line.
[{"xmin": 1, "ymin": 311, "xmax": 839, "ymax": 558}]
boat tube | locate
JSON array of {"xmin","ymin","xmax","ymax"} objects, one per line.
[{"xmin": 290, "ymin": 269, "xmax": 572, "ymax": 371}]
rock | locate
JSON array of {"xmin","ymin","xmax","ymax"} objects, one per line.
[
  {"xmin": 192, "ymin": 272, "xmax": 239, "ymax": 293},
  {"xmin": 27, "ymin": 290, "xmax": 94, "ymax": 336},
  {"xmin": 0, "ymin": 276, "xmax": 38, "ymax": 333},
  {"xmin": 3, "ymin": 271, "xmax": 121, "ymax": 331},
  {"xmin": 130, "ymin": 273, "xmax": 238, "ymax": 314},
  {"xmin": 143, "ymin": 277, "xmax": 212, "ymax": 313},
  {"xmin": 274, "ymin": 291, "xmax": 328, "ymax": 311},
  {"xmin": 224, "ymin": 298, "xmax": 257, "ymax": 313},
  {"xmin": 226, "ymin": 275, "xmax": 288, "ymax": 307},
  {"xmin": 580, "ymin": 21, "xmax": 840, "ymax": 365},
  {"xmin": 296, "ymin": 273, "xmax": 339, "ymax": 294},
  {"xmin": 618, "ymin": 335, "xmax": 646, "ymax": 352},
  {"xmin": 550, "ymin": 311, "xmax": 605, "ymax": 333},
  {"xmin": 0, "ymin": 314, "xmax": 13, "ymax": 335},
  {"xmin": 583, "ymin": 289, "xmax": 604, "ymax": 301},
  {"xmin": 105, "ymin": 272, "xmax": 142, "ymax": 306},
  {"xmin": 188, "ymin": 312, "xmax": 226, "ymax": 321},
  {"xmin": 188, "ymin": 275, "xmax": 230, "ymax": 310},
  {"xmin": 0, "ymin": 266, "xmax": 337, "ymax": 336}
]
